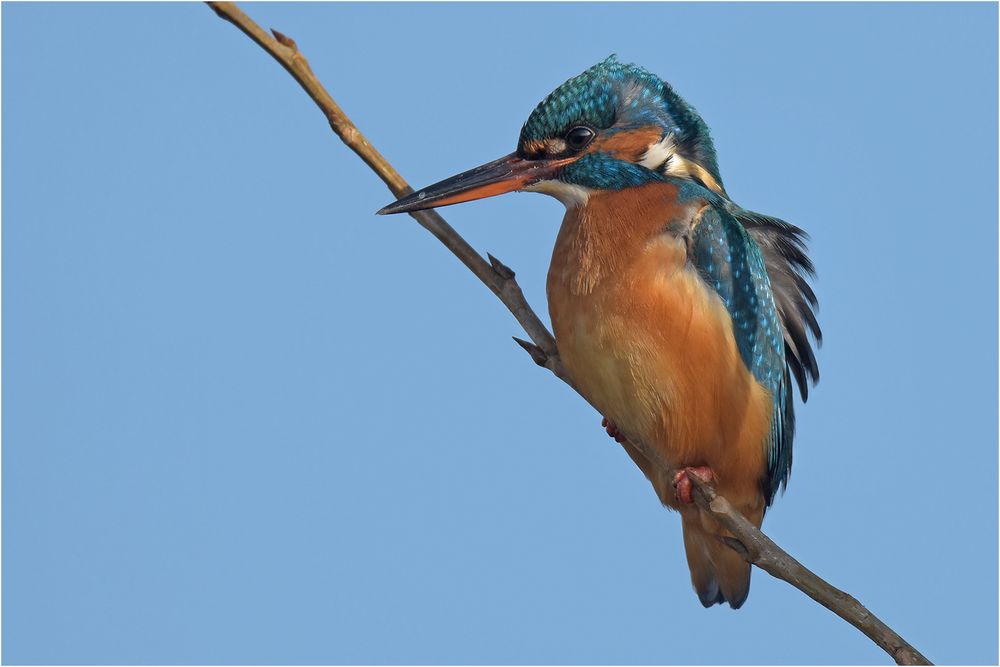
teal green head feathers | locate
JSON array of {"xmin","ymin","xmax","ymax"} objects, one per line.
[{"xmin": 517, "ymin": 55, "xmax": 725, "ymax": 194}]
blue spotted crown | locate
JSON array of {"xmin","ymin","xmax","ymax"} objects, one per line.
[{"xmin": 518, "ymin": 56, "xmax": 723, "ymax": 186}]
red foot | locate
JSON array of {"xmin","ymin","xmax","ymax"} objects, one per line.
[
  {"xmin": 601, "ymin": 417, "xmax": 626, "ymax": 444},
  {"xmin": 672, "ymin": 466, "xmax": 714, "ymax": 504}
]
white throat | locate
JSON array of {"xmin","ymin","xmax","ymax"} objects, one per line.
[{"xmin": 524, "ymin": 179, "xmax": 592, "ymax": 209}]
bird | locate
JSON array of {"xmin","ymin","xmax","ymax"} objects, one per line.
[{"xmin": 378, "ymin": 56, "xmax": 821, "ymax": 609}]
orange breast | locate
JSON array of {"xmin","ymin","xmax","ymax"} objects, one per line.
[{"xmin": 546, "ymin": 182, "xmax": 771, "ymax": 514}]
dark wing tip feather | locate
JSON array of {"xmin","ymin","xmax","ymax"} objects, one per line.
[
  {"xmin": 737, "ymin": 210, "xmax": 821, "ymax": 402},
  {"xmin": 785, "ymin": 342, "xmax": 809, "ymax": 402}
]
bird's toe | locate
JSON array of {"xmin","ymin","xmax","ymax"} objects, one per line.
[
  {"xmin": 673, "ymin": 466, "xmax": 714, "ymax": 504},
  {"xmin": 601, "ymin": 417, "xmax": 626, "ymax": 443}
]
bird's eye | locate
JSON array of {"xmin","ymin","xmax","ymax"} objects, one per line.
[{"xmin": 565, "ymin": 126, "xmax": 595, "ymax": 151}]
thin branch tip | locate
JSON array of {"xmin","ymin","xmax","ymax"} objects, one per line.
[
  {"xmin": 487, "ymin": 253, "xmax": 515, "ymax": 280},
  {"xmin": 271, "ymin": 28, "xmax": 296, "ymax": 49},
  {"xmin": 512, "ymin": 336, "xmax": 548, "ymax": 367}
]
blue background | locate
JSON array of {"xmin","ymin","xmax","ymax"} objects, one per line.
[{"xmin": 3, "ymin": 2, "xmax": 997, "ymax": 664}]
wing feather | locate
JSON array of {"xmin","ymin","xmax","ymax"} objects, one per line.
[
  {"xmin": 735, "ymin": 211, "xmax": 822, "ymax": 402},
  {"xmin": 688, "ymin": 205, "xmax": 794, "ymax": 504}
]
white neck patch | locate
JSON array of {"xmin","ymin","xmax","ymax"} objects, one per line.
[
  {"xmin": 638, "ymin": 134, "xmax": 678, "ymax": 173},
  {"xmin": 638, "ymin": 133, "xmax": 725, "ymax": 195}
]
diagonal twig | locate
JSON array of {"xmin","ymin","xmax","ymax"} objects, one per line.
[{"xmin": 205, "ymin": 3, "xmax": 931, "ymax": 664}]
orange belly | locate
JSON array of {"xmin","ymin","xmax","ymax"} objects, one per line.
[{"xmin": 546, "ymin": 185, "xmax": 771, "ymax": 516}]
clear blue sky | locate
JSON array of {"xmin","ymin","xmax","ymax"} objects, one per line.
[{"xmin": 3, "ymin": 2, "xmax": 997, "ymax": 664}]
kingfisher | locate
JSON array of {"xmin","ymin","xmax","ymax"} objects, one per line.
[{"xmin": 378, "ymin": 56, "xmax": 820, "ymax": 609}]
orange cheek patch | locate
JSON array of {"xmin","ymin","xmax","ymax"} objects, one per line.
[{"xmin": 590, "ymin": 126, "xmax": 663, "ymax": 161}]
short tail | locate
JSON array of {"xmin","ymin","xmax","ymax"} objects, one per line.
[{"xmin": 681, "ymin": 511, "xmax": 756, "ymax": 609}]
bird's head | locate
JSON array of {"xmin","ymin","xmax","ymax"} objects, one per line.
[{"xmin": 379, "ymin": 56, "xmax": 725, "ymax": 215}]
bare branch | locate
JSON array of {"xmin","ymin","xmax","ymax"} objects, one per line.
[
  {"xmin": 206, "ymin": 4, "xmax": 931, "ymax": 665},
  {"xmin": 688, "ymin": 474, "xmax": 931, "ymax": 665}
]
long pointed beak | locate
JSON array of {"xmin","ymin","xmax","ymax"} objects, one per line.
[{"xmin": 377, "ymin": 152, "xmax": 568, "ymax": 215}]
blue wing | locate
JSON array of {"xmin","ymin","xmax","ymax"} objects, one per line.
[{"xmin": 688, "ymin": 203, "xmax": 794, "ymax": 506}]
